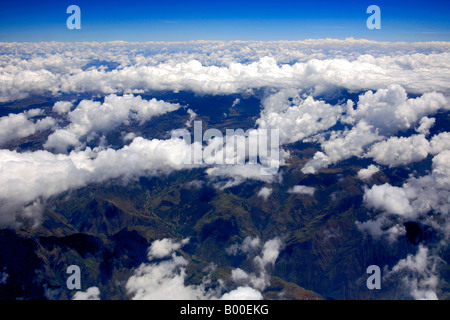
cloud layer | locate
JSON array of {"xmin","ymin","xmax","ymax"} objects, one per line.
[{"xmin": 1, "ymin": 40, "xmax": 449, "ymax": 103}]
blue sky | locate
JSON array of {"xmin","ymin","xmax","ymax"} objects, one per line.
[{"xmin": 0, "ymin": 0, "xmax": 449, "ymax": 42}]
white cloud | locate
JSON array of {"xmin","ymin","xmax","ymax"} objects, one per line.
[
  {"xmin": 147, "ymin": 238, "xmax": 190, "ymax": 259},
  {"xmin": 387, "ymin": 245, "xmax": 439, "ymax": 300},
  {"xmin": 126, "ymin": 253, "xmax": 208, "ymax": 300},
  {"xmin": 230, "ymin": 268, "xmax": 250, "ymax": 282},
  {"xmin": 258, "ymin": 238, "xmax": 283, "ymax": 267},
  {"xmin": 199, "ymin": 126, "xmax": 286, "ymax": 189},
  {"xmin": 123, "ymin": 132, "xmax": 136, "ymax": 142},
  {"xmin": 343, "ymin": 84, "xmax": 448, "ymax": 135},
  {"xmin": 226, "ymin": 236, "xmax": 261, "ymax": 256},
  {"xmin": 126, "ymin": 238, "xmax": 217, "ymax": 300},
  {"xmin": 363, "ymin": 149, "xmax": 450, "ymax": 224},
  {"xmin": 126, "ymin": 237, "xmax": 281, "ymax": 300},
  {"xmin": 231, "ymin": 98, "xmax": 240, "ymax": 108},
  {"xmin": 257, "ymin": 187, "xmax": 273, "ymax": 201},
  {"xmin": 206, "ymin": 164, "xmax": 280, "ymax": 190},
  {"xmin": 44, "ymin": 129, "xmax": 81, "ymax": 153},
  {"xmin": 72, "ymin": 287, "xmax": 101, "ymax": 300},
  {"xmin": 287, "ymin": 185, "xmax": 316, "ymax": 196},
  {"xmin": 359, "ymin": 148, "xmax": 450, "ymax": 297},
  {"xmin": 185, "ymin": 108, "xmax": 197, "ymax": 127},
  {"xmin": 355, "ymin": 216, "xmax": 386, "ymax": 239},
  {"xmin": 359, "ymin": 147, "xmax": 450, "ymax": 244},
  {"xmin": 355, "ymin": 215, "xmax": 406, "ymax": 242},
  {"xmin": 220, "ymin": 287, "xmax": 263, "ymax": 300},
  {"xmin": 257, "ymin": 92, "xmax": 343, "ymax": 145},
  {"xmin": 45, "ymin": 94, "xmax": 181, "ymax": 153},
  {"xmin": 0, "ymin": 110, "xmax": 56, "ymax": 146},
  {"xmin": 241, "ymin": 237, "xmax": 261, "ymax": 253},
  {"xmin": 366, "ymin": 134, "xmax": 431, "ymax": 167},
  {"xmin": 357, "ymin": 164, "xmax": 380, "ymax": 181},
  {"xmin": 52, "ymin": 101, "xmax": 73, "ymax": 114},
  {"xmin": 415, "ymin": 116, "xmax": 435, "ymax": 135},
  {"xmin": 227, "ymin": 237, "xmax": 283, "ymax": 291},
  {"xmin": 364, "ymin": 184, "xmax": 414, "ymax": 218},
  {"xmin": 430, "ymin": 132, "xmax": 450, "ymax": 155},
  {"xmin": 301, "ymin": 151, "xmax": 331, "ymax": 174},
  {"xmin": 405, "ymin": 150, "xmax": 450, "ymax": 218},
  {"xmin": 321, "ymin": 121, "xmax": 382, "ymax": 164},
  {"xmin": 302, "ymin": 84, "xmax": 448, "ymax": 174},
  {"xmin": 302, "ymin": 121, "xmax": 381, "ymax": 174}
]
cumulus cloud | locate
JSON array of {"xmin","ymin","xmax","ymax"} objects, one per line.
[
  {"xmin": 358, "ymin": 147, "xmax": 450, "ymax": 246},
  {"xmin": 364, "ymin": 183, "xmax": 415, "ymax": 218},
  {"xmin": 220, "ymin": 286, "xmax": 262, "ymax": 300},
  {"xmin": 358, "ymin": 146, "xmax": 450, "ymax": 297},
  {"xmin": 356, "ymin": 215, "xmax": 406, "ymax": 242},
  {"xmin": 430, "ymin": 132, "xmax": 450, "ymax": 155},
  {"xmin": 344, "ymin": 84, "xmax": 448, "ymax": 136},
  {"xmin": 205, "ymin": 164, "xmax": 280, "ymax": 190},
  {"xmin": 405, "ymin": 150, "xmax": 450, "ymax": 219},
  {"xmin": 365, "ymin": 134, "xmax": 431, "ymax": 167},
  {"xmin": 257, "ymin": 187, "xmax": 273, "ymax": 201},
  {"xmin": 416, "ymin": 117, "xmax": 435, "ymax": 135},
  {"xmin": 185, "ymin": 108, "xmax": 197, "ymax": 127},
  {"xmin": 126, "ymin": 239, "xmax": 218, "ymax": 300},
  {"xmin": 226, "ymin": 236, "xmax": 260, "ymax": 256},
  {"xmin": 303, "ymin": 121, "xmax": 381, "ymax": 174},
  {"xmin": 357, "ymin": 164, "xmax": 380, "ymax": 181},
  {"xmin": 45, "ymin": 94, "xmax": 181, "ymax": 153},
  {"xmin": 322, "ymin": 121, "xmax": 382, "ymax": 163},
  {"xmin": 52, "ymin": 101, "xmax": 73, "ymax": 114},
  {"xmin": 257, "ymin": 91, "xmax": 343, "ymax": 145},
  {"xmin": 363, "ymin": 149, "xmax": 450, "ymax": 226},
  {"xmin": 199, "ymin": 126, "xmax": 285, "ymax": 189},
  {"xmin": 257, "ymin": 238, "xmax": 283, "ymax": 268},
  {"xmin": 126, "ymin": 237, "xmax": 282, "ymax": 300},
  {"xmin": 287, "ymin": 185, "xmax": 316, "ymax": 196},
  {"xmin": 148, "ymin": 238, "xmax": 190, "ymax": 259},
  {"xmin": 386, "ymin": 245, "xmax": 440, "ymax": 300},
  {"xmin": 0, "ymin": 109, "xmax": 56, "ymax": 146},
  {"xmin": 72, "ymin": 287, "xmax": 101, "ymax": 300},
  {"xmin": 227, "ymin": 237, "xmax": 283, "ymax": 291},
  {"xmin": 122, "ymin": 132, "xmax": 136, "ymax": 142},
  {"xmin": 44, "ymin": 129, "xmax": 80, "ymax": 153},
  {"xmin": 302, "ymin": 84, "xmax": 448, "ymax": 174},
  {"xmin": 301, "ymin": 151, "xmax": 331, "ymax": 175}
]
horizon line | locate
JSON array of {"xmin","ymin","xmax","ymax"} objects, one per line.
[{"xmin": 1, "ymin": 37, "xmax": 450, "ymax": 45}]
